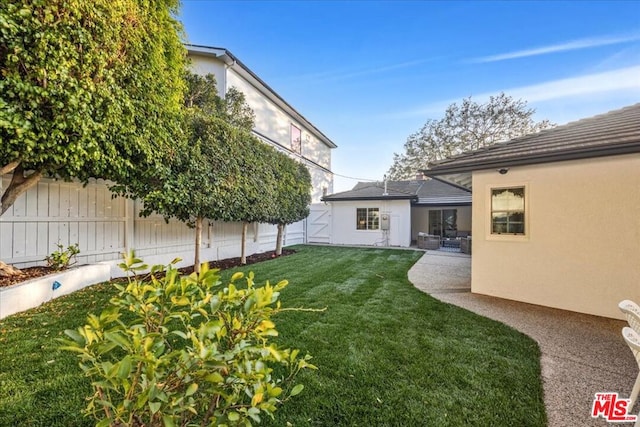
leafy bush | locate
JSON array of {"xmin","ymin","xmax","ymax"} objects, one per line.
[
  {"xmin": 45, "ymin": 243, "xmax": 80, "ymax": 271},
  {"xmin": 60, "ymin": 252, "xmax": 316, "ymax": 426}
]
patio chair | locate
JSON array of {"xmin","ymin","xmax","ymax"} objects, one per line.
[
  {"xmin": 622, "ymin": 327, "xmax": 640, "ymax": 419},
  {"xmin": 619, "ymin": 300, "xmax": 640, "ymax": 334},
  {"xmin": 417, "ymin": 233, "xmax": 441, "ymax": 250}
]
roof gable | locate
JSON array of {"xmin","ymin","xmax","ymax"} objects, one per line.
[
  {"xmin": 186, "ymin": 44, "xmax": 337, "ymax": 150},
  {"xmin": 425, "ymin": 103, "xmax": 640, "ymax": 175}
]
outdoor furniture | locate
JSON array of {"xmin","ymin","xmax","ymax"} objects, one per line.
[
  {"xmin": 441, "ymin": 238, "xmax": 461, "ymax": 249},
  {"xmin": 620, "ymin": 300, "xmax": 640, "ymax": 334},
  {"xmin": 417, "ymin": 233, "xmax": 440, "ymax": 250},
  {"xmin": 622, "ymin": 327, "xmax": 640, "ymax": 420},
  {"xmin": 460, "ymin": 236, "xmax": 472, "ymax": 255}
]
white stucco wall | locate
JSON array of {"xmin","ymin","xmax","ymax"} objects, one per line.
[
  {"xmin": 329, "ymin": 200, "xmax": 412, "ymax": 247},
  {"xmin": 471, "ymin": 154, "xmax": 640, "ymax": 319}
]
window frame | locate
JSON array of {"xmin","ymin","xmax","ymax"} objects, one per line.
[
  {"xmin": 486, "ymin": 183, "xmax": 530, "ymax": 241},
  {"xmin": 290, "ymin": 124, "xmax": 302, "ymax": 154},
  {"xmin": 356, "ymin": 207, "xmax": 380, "ymax": 231}
]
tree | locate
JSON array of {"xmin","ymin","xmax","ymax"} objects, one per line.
[
  {"xmin": 268, "ymin": 158, "xmax": 312, "ymax": 257},
  {"xmin": 114, "ymin": 72, "xmax": 259, "ymax": 272},
  {"xmin": 183, "ymin": 72, "xmax": 255, "ymax": 131},
  {"xmin": 0, "ymin": 0, "xmax": 186, "ymax": 274},
  {"xmin": 232, "ymin": 139, "xmax": 279, "ymax": 265},
  {"xmin": 387, "ymin": 93, "xmax": 554, "ymax": 180},
  {"xmin": 179, "ymin": 72, "xmax": 264, "ymax": 267},
  {"xmin": 129, "ymin": 114, "xmax": 245, "ymax": 274}
]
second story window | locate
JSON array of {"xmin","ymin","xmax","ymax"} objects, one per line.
[{"xmin": 291, "ymin": 124, "xmax": 301, "ymax": 154}]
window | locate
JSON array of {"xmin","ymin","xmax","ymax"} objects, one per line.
[
  {"xmin": 491, "ymin": 187, "xmax": 525, "ymax": 235},
  {"xmin": 356, "ymin": 208, "xmax": 379, "ymax": 230},
  {"xmin": 290, "ymin": 124, "xmax": 301, "ymax": 154}
]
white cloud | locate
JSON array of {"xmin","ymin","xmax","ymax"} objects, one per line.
[
  {"xmin": 398, "ymin": 65, "xmax": 640, "ymax": 119},
  {"xmin": 472, "ymin": 33, "xmax": 640, "ymax": 63},
  {"xmin": 505, "ymin": 65, "xmax": 640, "ymax": 102}
]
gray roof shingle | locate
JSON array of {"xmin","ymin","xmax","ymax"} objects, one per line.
[
  {"xmin": 425, "ymin": 103, "xmax": 640, "ymax": 175},
  {"xmin": 322, "ymin": 179, "xmax": 471, "ymax": 205}
]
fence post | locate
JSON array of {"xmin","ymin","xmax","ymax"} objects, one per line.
[{"xmin": 124, "ymin": 198, "xmax": 135, "ymax": 254}]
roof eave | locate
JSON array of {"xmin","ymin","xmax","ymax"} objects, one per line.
[
  {"xmin": 413, "ymin": 202, "xmax": 472, "ymax": 207},
  {"xmin": 424, "ymin": 143, "xmax": 640, "ymax": 175},
  {"xmin": 322, "ymin": 196, "xmax": 418, "ymax": 202}
]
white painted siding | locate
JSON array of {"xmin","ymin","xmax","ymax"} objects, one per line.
[{"xmin": 329, "ymin": 200, "xmax": 412, "ymax": 247}]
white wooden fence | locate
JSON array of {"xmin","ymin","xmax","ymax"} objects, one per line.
[{"xmin": 0, "ymin": 176, "xmax": 305, "ymax": 276}]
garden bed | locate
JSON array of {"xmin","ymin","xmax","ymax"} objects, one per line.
[
  {"xmin": 0, "ymin": 249, "xmax": 295, "ymax": 319},
  {"xmin": 0, "ymin": 264, "xmax": 111, "ymax": 320},
  {"xmin": 0, "ymin": 249, "xmax": 296, "ymax": 289}
]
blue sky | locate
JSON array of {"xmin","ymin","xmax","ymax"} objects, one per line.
[{"xmin": 179, "ymin": 1, "xmax": 640, "ymax": 192}]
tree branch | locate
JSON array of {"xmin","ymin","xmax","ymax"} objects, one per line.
[
  {"xmin": 1, "ymin": 165, "xmax": 44, "ymax": 216},
  {"xmin": 0, "ymin": 160, "xmax": 21, "ymax": 176}
]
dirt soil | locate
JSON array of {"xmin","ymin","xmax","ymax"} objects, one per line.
[{"xmin": 0, "ymin": 249, "xmax": 296, "ymax": 289}]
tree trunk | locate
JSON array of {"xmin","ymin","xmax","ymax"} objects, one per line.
[
  {"xmin": 1, "ymin": 164, "xmax": 44, "ymax": 216},
  {"xmin": 275, "ymin": 223, "xmax": 285, "ymax": 256},
  {"xmin": 194, "ymin": 216, "xmax": 203, "ymax": 273},
  {"xmin": 241, "ymin": 222, "xmax": 248, "ymax": 265},
  {"xmin": 0, "ymin": 261, "xmax": 24, "ymax": 277}
]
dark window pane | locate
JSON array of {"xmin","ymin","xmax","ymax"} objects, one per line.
[
  {"xmin": 508, "ymin": 212, "xmax": 524, "ymax": 223},
  {"xmin": 492, "ymin": 222, "xmax": 507, "ymax": 234},
  {"xmin": 509, "ymin": 222, "xmax": 525, "ymax": 234},
  {"xmin": 356, "ymin": 208, "xmax": 367, "ymax": 230},
  {"xmin": 369, "ymin": 208, "xmax": 379, "ymax": 230}
]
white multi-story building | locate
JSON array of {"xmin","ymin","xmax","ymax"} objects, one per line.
[{"xmin": 187, "ymin": 45, "xmax": 336, "ymax": 203}]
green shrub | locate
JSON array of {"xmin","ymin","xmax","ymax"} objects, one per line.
[
  {"xmin": 45, "ymin": 243, "xmax": 80, "ymax": 271},
  {"xmin": 60, "ymin": 252, "xmax": 316, "ymax": 426}
]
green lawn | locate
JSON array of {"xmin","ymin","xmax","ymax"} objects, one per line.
[{"xmin": 0, "ymin": 245, "xmax": 546, "ymax": 426}]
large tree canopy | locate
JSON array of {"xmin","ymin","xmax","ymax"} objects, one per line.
[
  {"xmin": 114, "ymin": 72, "xmax": 265, "ymax": 271},
  {"xmin": 387, "ymin": 93, "xmax": 554, "ymax": 180},
  {"xmin": 0, "ymin": 0, "xmax": 187, "ymax": 214}
]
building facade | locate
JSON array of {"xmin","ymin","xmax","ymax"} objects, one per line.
[{"xmin": 426, "ymin": 103, "xmax": 640, "ymax": 319}]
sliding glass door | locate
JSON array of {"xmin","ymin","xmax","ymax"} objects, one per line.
[{"xmin": 428, "ymin": 209, "xmax": 458, "ymax": 238}]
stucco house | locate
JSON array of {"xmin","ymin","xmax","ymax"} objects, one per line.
[
  {"xmin": 1, "ymin": 45, "xmax": 336, "ymax": 274},
  {"xmin": 317, "ymin": 178, "xmax": 471, "ymax": 247},
  {"xmin": 425, "ymin": 103, "xmax": 640, "ymax": 320}
]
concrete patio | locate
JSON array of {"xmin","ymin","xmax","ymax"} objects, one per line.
[{"xmin": 408, "ymin": 250, "xmax": 638, "ymax": 427}]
